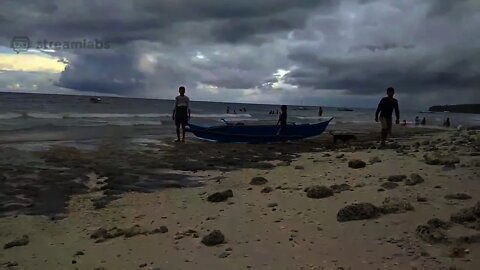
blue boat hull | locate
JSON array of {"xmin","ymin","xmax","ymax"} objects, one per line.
[{"xmin": 186, "ymin": 118, "xmax": 333, "ymax": 143}]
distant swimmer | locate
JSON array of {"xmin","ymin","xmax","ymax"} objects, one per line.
[
  {"xmin": 375, "ymin": 87, "xmax": 400, "ymax": 146},
  {"xmin": 172, "ymin": 86, "xmax": 191, "ymax": 143},
  {"xmin": 415, "ymin": 116, "xmax": 420, "ymax": 126}
]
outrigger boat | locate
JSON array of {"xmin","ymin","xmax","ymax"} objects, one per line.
[{"xmin": 186, "ymin": 118, "xmax": 333, "ymax": 143}]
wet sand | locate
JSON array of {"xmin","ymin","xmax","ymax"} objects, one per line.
[{"xmin": 0, "ymin": 126, "xmax": 479, "ymax": 269}]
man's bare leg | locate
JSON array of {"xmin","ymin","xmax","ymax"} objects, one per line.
[
  {"xmin": 176, "ymin": 124, "xmax": 181, "ymax": 142},
  {"xmin": 181, "ymin": 123, "xmax": 186, "ymax": 142},
  {"xmin": 381, "ymin": 129, "xmax": 388, "ymax": 145}
]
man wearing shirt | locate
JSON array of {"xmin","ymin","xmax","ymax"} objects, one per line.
[
  {"xmin": 172, "ymin": 86, "xmax": 191, "ymax": 142},
  {"xmin": 375, "ymin": 87, "xmax": 400, "ymax": 146}
]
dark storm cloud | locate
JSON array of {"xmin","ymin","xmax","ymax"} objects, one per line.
[
  {"xmin": 56, "ymin": 49, "xmax": 146, "ymax": 94},
  {"xmin": 286, "ymin": 45, "xmax": 480, "ymax": 95},
  {"xmin": 0, "ymin": 0, "xmax": 330, "ymax": 45},
  {"xmin": 283, "ymin": 0, "xmax": 480, "ymax": 106}
]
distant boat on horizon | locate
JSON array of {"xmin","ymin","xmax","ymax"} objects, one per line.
[
  {"xmin": 90, "ymin": 97, "xmax": 102, "ymax": 103},
  {"xmin": 337, "ymin": 107, "xmax": 354, "ymax": 112}
]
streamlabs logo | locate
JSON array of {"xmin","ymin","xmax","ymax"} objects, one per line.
[{"xmin": 11, "ymin": 36, "xmax": 31, "ymax": 53}]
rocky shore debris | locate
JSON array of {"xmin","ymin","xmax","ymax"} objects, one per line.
[
  {"xmin": 3, "ymin": 235, "xmax": 29, "ymax": 249},
  {"xmin": 379, "ymin": 197, "xmax": 414, "ymax": 214},
  {"xmin": 405, "ymin": 173, "xmax": 425, "ymax": 186},
  {"xmin": 416, "ymin": 224, "xmax": 448, "ymax": 244},
  {"xmin": 424, "ymin": 152, "xmax": 460, "ymax": 166},
  {"xmin": 417, "ymin": 202, "xmax": 480, "ymax": 245},
  {"xmin": 337, "ymin": 197, "xmax": 413, "ymax": 222},
  {"xmin": 261, "ymin": 186, "xmax": 273, "ymax": 193},
  {"xmin": 207, "ymin": 190, "xmax": 233, "ymax": 202},
  {"xmin": 348, "ymin": 159, "xmax": 366, "ymax": 169},
  {"xmin": 249, "ymin": 177, "xmax": 268, "ymax": 185},
  {"xmin": 201, "ymin": 230, "xmax": 225, "ymax": 246},
  {"xmin": 329, "ymin": 183, "xmax": 352, "ymax": 193},
  {"xmin": 337, "ymin": 203, "xmax": 380, "ymax": 222},
  {"xmin": 90, "ymin": 224, "xmax": 168, "ymax": 242},
  {"xmin": 304, "ymin": 185, "xmax": 334, "ymax": 199},
  {"xmin": 445, "ymin": 193, "xmax": 472, "ymax": 200},
  {"xmin": 450, "ymin": 202, "xmax": 480, "ymax": 230},
  {"xmin": 381, "ymin": 182, "xmax": 398, "ymax": 190},
  {"xmin": 387, "ymin": 175, "xmax": 407, "ymax": 182},
  {"xmin": 369, "ymin": 156, "xmax": 382, "ymax": 164}
]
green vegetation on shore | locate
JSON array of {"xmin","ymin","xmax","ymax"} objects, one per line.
[{"xmin": 429, "ymin": 104, "xmax": 480, "ymax": 114}]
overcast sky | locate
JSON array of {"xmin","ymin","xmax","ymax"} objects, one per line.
[{"xmin": 0, "ymin": 0, "xmax": 479, "ymax": 109}]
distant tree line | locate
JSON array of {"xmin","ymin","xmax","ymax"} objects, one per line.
[{"xmin": 429, "ymin": 104, "xmax": 480, "ymax": 114}]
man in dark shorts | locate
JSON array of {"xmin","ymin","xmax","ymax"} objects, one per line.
[
  {"xmin": 375, "ymin": 87, "xmax": 400, "ymax": 146},
  {"xmin": 172, "ymin": 86, "xmax": 191, "ymax": 142}
]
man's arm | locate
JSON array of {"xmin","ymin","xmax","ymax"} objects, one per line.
[
  {"xmin": 187, "ymin": 97, "xmax": 191, "ymax": 119},
  {"xmin": 375, "ymin": 99, "xmax": 383, "ymax": 121},
  {"xmin": 394, "ymin": 100, "xmax": 400, "ymax": 123},
  {"xmin": 172, "ymin": 97, "xmax": 177, "ymax": 120}
]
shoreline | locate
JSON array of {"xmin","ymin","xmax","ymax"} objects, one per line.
[{"xmin": 0, "ymin": 126, "xmax": 479, "ymax": 269}]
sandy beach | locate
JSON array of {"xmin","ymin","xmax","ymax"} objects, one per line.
[{"xmin": 0, "ymin": 126, "xmax": 479, "ymax": 270}]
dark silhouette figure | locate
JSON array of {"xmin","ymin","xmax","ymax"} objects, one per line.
[
  {"xmin": 243, "ymin": 107, "xmax": 247, "ymax": 112},
  {"xmin": 233, "ymin": 110, "xmax": 236, "ymax": 114},
  {"xmin": 226, "ymin": 106, "xmax": 230, "ymax": 114},
  {"xmin": 277, "ymin": 105, "xmax": 288, "ymax": 135},
  {"xmin": 172, "ymin": 86, "xmax": 191, "ymax": 142},
  {"xmin": 375, "ymin": 87, "xmax": 400, "ymax": 146},
  {"xmin": 318, "ymin": 106, "xmax": 323, "ymax": 116},
  {"xmin": 444, "ymin": 117, "xmax": 450, "ymax": 127},
  {"xmin": 421, "ymin": 117, "xmax": 426, "ymax": 125},
  {"xmin": 415, "ymin": 116, "xmax": 420, "ymax": 126}
]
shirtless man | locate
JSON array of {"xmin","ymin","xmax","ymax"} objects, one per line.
[{"xmin": 172, "ymin": 86, "xmax": 191, "ymax": 142}]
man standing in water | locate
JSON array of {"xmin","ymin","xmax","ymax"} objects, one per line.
[
  {"xmin": 172, "ymin": 86, "xmax": 191, "ymax": 142},
  {"xmin": 375, "ymin": 87, "xmax": 400, "ymax": 146}
]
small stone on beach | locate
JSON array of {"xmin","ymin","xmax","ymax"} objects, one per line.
[
  {"xmin": 261, "ymin": 186, "xmax": 273, "ymax": 193},
  {"xmin": 305, "ymin": 185, "xmax": 334, "ymax": 199},
  {"xmin": 337, "ymin": 203, "xmax": 380, "ymax": 222},
  {"xmin": 250, "ymin": 177, "xmax": 268, "ymax": 185},
  {"xmin": 381, "ymin": 182, "xmax": 398, "ymax": 190},
  {"xmin": 387, "ymin": 175, "xmax": 407, "ymax": 182},
  {"xmin": 348, "ymin": 159, "xmax": 366, "ymax": 169},
  {"xmin": 445, "ymin": 193, "xmax": 472, "ymax": 200},
  {"xmin": 201, "ymin": 230, "xmax": 225, "ymax": 246},
  {"xmin": 207, "ymin": 190, "xmax": 233, "ymax": 202},
  {"xmin": 405, "ymin": 173, "xmax": 424, "ymax": 186},
  {"xmin": 3, "ymin": 235, "xmax": 29, "ymax": 249}
]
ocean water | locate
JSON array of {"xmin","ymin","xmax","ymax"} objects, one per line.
[{"xmin": 1, "ymin": 92, "xmax": 479, "ymax": 145}]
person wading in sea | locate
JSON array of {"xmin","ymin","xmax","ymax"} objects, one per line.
[
  {"xmin": 172, "ymin": 86, "xmax": 191, "ymax": 142},
  {"xmin": 375, "ymin": 87, "xmax": 400, "ymax": 146}
]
